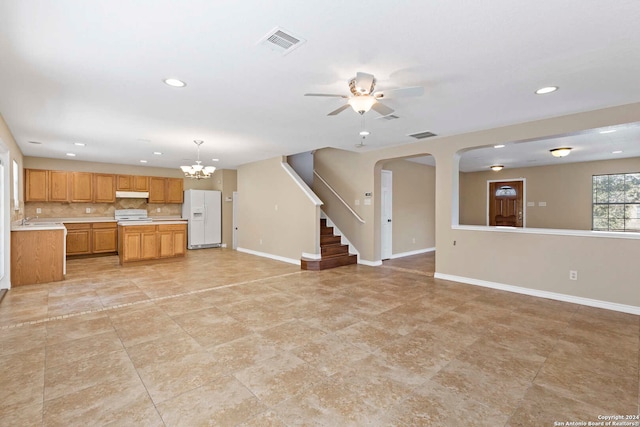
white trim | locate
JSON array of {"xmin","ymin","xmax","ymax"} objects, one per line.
[
  {"xmin": 236, "ymin": 247, "xmax": 300, "ymax": 265},
  {"xmin": 281, "ymin": 162, "xmax": 323, "ymax": 206},
  {"xmin": 358, "ymin": 259, "xmax": 383, "ymax": 267},
  {"xmin": 389, "ymin": 247, "xmax": 435, "ymax": 259},
  {"xmin": 221, "ymin": 243, "xmax": 227, "ymax": 248},
  {"xmin": 452, "ymin": 224, "xmax": 640, "ymax": 240},
  {"xmin": 434, "ymin": 272, "xmax": 640, "ymax": 315},
  {"xmin": 486, "ymin": 178, "xmax": 526, "ymax": 227},
  {"xmin": 301, "ymin": 252, "xmax": 321, "ymax": 260}
]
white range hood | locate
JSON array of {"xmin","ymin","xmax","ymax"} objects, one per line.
[{"xmin": 115, "ymin": 191, "xmax": 149, "ymax": 199}]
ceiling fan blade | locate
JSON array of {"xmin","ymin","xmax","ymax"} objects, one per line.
[
  {"xmin": 371, "ymin": 102, "xmax": 395, "ymax": 116},
  {"xmin": 355, "ymin": 72, "xmax": 375, "ymax": 94},
  {"xmin": 327, "ymin": 104, "xmax": 351, "ymax": 116},
  {"xmin": 304, "ymin": 93, "xmax": 348, "ymax": 98},
  {"xmin": 374, "ymin": 86, "xmax": 424, "ymax": 99}
]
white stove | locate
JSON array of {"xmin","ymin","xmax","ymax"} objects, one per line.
[{"xmin": 114, "ymin": 209, "xmax": 152, "ymax": 223}]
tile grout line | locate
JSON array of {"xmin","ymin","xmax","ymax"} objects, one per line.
[{"xmin": 0, "ymin": 271, "xmax": 303, "ymax": 330}]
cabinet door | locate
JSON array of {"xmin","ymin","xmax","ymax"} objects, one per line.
[
  {"xmin": 133, "ymin": 175, "xmax": 149, "ymax": 191},
  {"xmin": 66, "ymin": 224, "xmax": 92, "ymax": 255},
  {"xmin": 25, "ymin": 169, "xmax": 48, "ymax": 202},
  {"xmin": 71, "ymin": 172, "xmax": 93, "ymax": 202},
  {"xmin": 48, "ymin": 170, "xmax": 70, "ymax": 202},
  {"xmin": 166, "ymin": 178, "xmax": 184, "ymax": 204},
  {"xmin": 158, "ymin": 231, "xmax": 174, "ymax": 258},
  {"xmin": 123, "ymin": 233, "xmax": 141, "ymax": 262},
  {"xmin": 92, "ymin": 226, "xmax": 117, "ymax": 253},
  {"xmin": 173, "ymin": 229, "xmax": 186, "ymax": 256},
  {"xmin": 94, "ymin": 174, "xmax": 116, "ymax": 203},
  {"xmin": 116, "ymin": 175, "xmax": 132, "ymax": 191},
  {"xmin": 140, "ymin": 232, "xmax": 158, "ymax": 259},
  {"xmin": 148, "ymin": 177, "xmax": 166, "ymax": 203}
]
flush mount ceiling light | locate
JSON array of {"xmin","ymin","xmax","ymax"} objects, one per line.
[
  {"xmin": 612, "ymin": 150, "xmax": 623, "ymax": 154},
  {"xmin": 600, "ymin": 129, "xmax": 617, "ymax": 134},
  {"xmin": 535, "ymin": 86, "xmax": 558, "ymax": 95},
  {"xmin": 494, "ymin": 144, "xmax": 505, "ymax": 148},
  {"xmin": 163, "ymin": 78, "xmax": 186, "ymax": 88},
  {"xmin": 550, "ymin": 147, "xmax": 572, "ymax": 157},
  {"xmin": 66, "ymin": 153, "xmax": 76, "ymax": 157},
  {"xmin": 359, "ymin": 130, "xmax": 370, "ymax": 136},
  {"xmin": 490, "ymin": 165, "xmax": 504, "ymax": 171},
  {"xmin": 153, "ymin": 152, "xmax": 162, "ymax": 155},
  {"xmin": 140, "ymin": 160, "xmax": 147, "ymax": 163},
  {"xmin": 180, "ymin": 140, "xmax": 216, "ymax": 179},
  {"xmin": 74, "ymin": 142, "xmax": 85, "ymax": 146}
]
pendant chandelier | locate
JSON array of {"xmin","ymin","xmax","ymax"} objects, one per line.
[{"xmin": 180, "ymin": 140, "xmax": 216, "ymax": 179}]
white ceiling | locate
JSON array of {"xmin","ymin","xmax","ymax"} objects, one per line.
[{"xmin": 1, "ymin": 0, "xmax": 639, "ymax": 171}]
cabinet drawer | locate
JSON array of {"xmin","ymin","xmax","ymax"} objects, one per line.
[
  {"xmin": 157, "ymin": 224, "xmax": 186, "ymax": 231},
  {"xmin": 121, "ymin": 225, "xmax": 157, "ymax": 233},
  {"xmin": 92, "ymin": 222, "xmax": 117, "ymax": 229},
  {"xmin": 64, "ymin": 223, "xmax": 91, "ymax": 230}
]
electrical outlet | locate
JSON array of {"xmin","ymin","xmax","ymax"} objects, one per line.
[
  {"xmin": 569, "ymin": 270, "xmax": 578, "ymax": 281},
  {"xmin": 85, "ymin": 207, "xmax": 91, "ymax": 214},
  {"xmin": 412, "ymin": 237, "xmax": 416, "ymax": 244},
  {"xmin": 156, "ymin": 207, "xmax": 161, "ymax": 213},
  {"xmin": 259, "ymin": 239, "xmax": 263, "ymax": 245},
  {"xmin": 36, "ymin": 208, "xmax": 42, "ymax": 214}
]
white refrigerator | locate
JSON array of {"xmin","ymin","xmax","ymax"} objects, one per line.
[{"xmin": 182, "ymin": 190, "xmax": 222, "ymax": 249}]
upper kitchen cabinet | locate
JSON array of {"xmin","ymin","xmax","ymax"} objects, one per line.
[
  {"xmin": 24, "ymin": 169, "xmax": 48, "ymax": 202},
  {"xmin": 149, "ymin": 177, "xmax": 183, "ymax": 204},
  {"xmin": 93, "ymin": 174, "xmax": 116, "ymax": 203},
  {"xmin": 166, "ymin": 178, "xmax": 184, "ymax": 203},
  {"xmin": 116, "ymin": 175, "xmax": 149, "ymax": 192},
  {"xmin": 25, "ymin": 169, "xmax": 70, "ymax": 202},
  {"xmin": 70, "ymin": 172, "xmax": 93, "ymax": 202}
]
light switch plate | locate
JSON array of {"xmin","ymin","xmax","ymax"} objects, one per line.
[
  {"xmin": 538, "ymin": 201, "xmax": 547, "ymax": 207},
  {"xmin": 527, "ymin": 202, "xmax": 535, "ymax": 207}
]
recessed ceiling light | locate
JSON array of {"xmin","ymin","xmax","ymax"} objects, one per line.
[
  {"xmin": 212, "ymin": 158, "xmax": 219, "ymax": 162},
  {"xmin": 535, "ymin": 86, "xmax": 558, "ymax": 95},
  {"xmin": 612, "ymin": 150, "xmax": 623, "ymax": 154},
  {"xmin": 74, "ymin": 142, "xmax": 85, "ymax": 146},
  {"xmin": 490, "ymin": 165, "xmax": 504, "ymax": 171},
  {"xmin": 153, "ymin": 152, "xmax": 162, "ymax": 155},
  {"xmin": 140, "ymin": 160, "xmax": 147, "ymax": 163},
  {"xmin": 163, "ymin": 78, "xmax": 186, "ymax": 88},
  {"xmin": 494, "ymin": 144, "xmax": 505, "ymax": 148},
  {"xmin": 66, "ymin": 153, "xmax": 76, "ymax": 157},
  {"xmin": 359, "ymin": 130, "xmax": 370, "ymax": 136},
  {"xmin": 550, "ymin": 147, "xmax": 572, "ymax": 157},
  {"xmin": 600, "ymin": 129, "xmax": 617, "ymax": 134},
  {"xmin": 28, "ymin": 140, "xmax": 42, "ymax": 145}
]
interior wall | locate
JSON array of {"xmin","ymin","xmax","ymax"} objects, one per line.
[
  {"xmin": 460, "ymin": 157, "xmax": 640, "ymax": 229},
  {"xmin": 381, "ymin": 159, "xmax": 435, "ymax": 254},
  {"xmin": 237, "ymin": 156, "xmax": 318, "ymax": 261},
  {"xmin": 287, "ymin": 152, "xmax": 314, "ymax": 187}
]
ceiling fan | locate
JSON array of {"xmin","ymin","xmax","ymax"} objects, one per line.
[{"xmin": 304, "ymin": 72, "xmax": 424, "ymax": 116}]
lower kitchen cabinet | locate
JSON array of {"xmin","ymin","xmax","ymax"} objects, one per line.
[
  {"xmin": 11, "ymin": 228, "xmax": 66, "ymax": 286},
  {"xmin": 65, "ymin": 221, "xmax": 118, "ymax": 257},
  {"xmin": 118, "ymin": 223, "xmax": 187, "ymax": 265}
]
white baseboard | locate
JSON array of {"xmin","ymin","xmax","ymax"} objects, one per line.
[
  {"xmin": 358, "ymin": 259, "xmax": 383, "ymax": 267},
  {"xmin": 389, "ymin": 247, "xmax": 435, "ymax": 259},
  {"xmin": 301, "ymin": 252, "xmax": 321, "ymax": 260},
  {"xmin": 221, "ymin": 243, "xmax": 227, "ymax": 248},
  {"xmin": 434, "ymin": 272, "xmax": 640, "ymax": 315},
  {"xmin": 236, "ymin": 247, "xmax": 301, "ymax": 266}
]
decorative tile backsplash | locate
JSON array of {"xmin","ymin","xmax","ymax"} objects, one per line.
[{"xmin": 25, "ymin": 200, "xmax": 182, "ymax": 218}]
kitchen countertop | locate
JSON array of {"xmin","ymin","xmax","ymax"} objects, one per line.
[
  {"xmin": 11, "ymin": 222, "xmax": 66, "ymax": 231},
  {"xmin": 12, "ymin": 216, "xmax": 187, "ymax": 231},
  {"xmin": 118, "ymin": 220, "xmax": 187, "ymax": 226}
]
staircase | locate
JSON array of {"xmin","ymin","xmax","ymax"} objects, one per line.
[{"xmin": 301, "ymin": 218, "xmax": 357, "ymax": 270}]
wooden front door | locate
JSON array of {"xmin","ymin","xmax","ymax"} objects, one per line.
[{"xmin": 489, "ymin": 180, "xmax": 523, "ymax": 227}]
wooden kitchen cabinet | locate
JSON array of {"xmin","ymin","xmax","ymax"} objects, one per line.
[
  {"xmin": 118, "ymin": 223, "xmax": 187, "ymax": 264},
  {"xmin": 116, "ymin": 175, "xmax": 149, "ymax": 191},
  {"xmin": 166, "ymin": 178, "xmax": 184, "ymax": 203},
  {"xmin": 49, "ymin": 170, "xmax": 70, "ymax": 202},
  {"xmin": 92, "ymin": 222, "xmax": 117, "ymax": 253},
  {"xmin": 93, "ymin": 174, "xmax": 116, "ymax": 203},
  {"xmin": 148, "ymin": 177, "xmax": 183, "ymax": 204},
  {"xmin": 70, "ymin": 172, "xmax": 93, "ymax": 202},
  {"xmin": 65, "ymin": 223, "xmax": 92, "ymax": 255},
  {"xmin": 25, "ymin": 169, "xmax": 48, "ymax": 202},
  {"xmin": 11, "ymin": 228, "xmax": 65, "ymax": 286}
]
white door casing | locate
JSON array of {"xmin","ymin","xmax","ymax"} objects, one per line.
[{"xmin": 381, "ymin": 170, "xmax": 393, "ymax": 260}]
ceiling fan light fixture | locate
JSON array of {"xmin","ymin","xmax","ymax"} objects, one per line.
[
  {"xmin": 490, "ymin": 165, "xmax": 504, "ymax": 171},
  {"xmin": 348, "ymin": 95, "xmax": 376, "ymax": 114},
  {"xmin": 550, "ymin": 147, "xmax": 572, "ymax": 157}
]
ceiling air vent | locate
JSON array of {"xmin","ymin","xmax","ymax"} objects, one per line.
[
  {"xmin": 378, "ymin": 114, "xmax": 400, "ymax": 121},
  {"xmin": 408, "ymin": 131, "xmax": 438, "ymax": 139},
  {"xmin": 258, "ymin": 27, "xmax": 306, "ymax": 55}
]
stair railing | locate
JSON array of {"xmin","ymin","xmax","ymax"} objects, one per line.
[{"xmin": 313, "ymin": 170, "xmax": 365, "ymax": 224}]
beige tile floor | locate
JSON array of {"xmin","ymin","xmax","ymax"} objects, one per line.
[{"xmin": 0, "ymin": 249, "xmax": 638, "ymax": 426}]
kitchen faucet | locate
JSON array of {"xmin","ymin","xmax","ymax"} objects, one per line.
[{"xmin": 21, "ymin": 216, "xmax": 38, "ymax": 225}]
